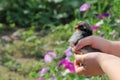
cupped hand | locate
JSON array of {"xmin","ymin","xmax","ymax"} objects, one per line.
[
  {"xmin": 74, "ymin": 36, "xmax": 112, "ymax": 54},
  {"xmin": 74, "ymin": 52, "xmax": 104, "ymax": 76}
]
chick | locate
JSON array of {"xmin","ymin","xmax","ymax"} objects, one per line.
[{"xmin": 69, "ymin": 21, "xmax": 101, "ymax": 54}]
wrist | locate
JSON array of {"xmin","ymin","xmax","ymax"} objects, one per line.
[
  {"xmin": 100, "ymin": 40, "xmax": 113, "ymax": 54},
  {"xmin": 109, "ymin": 41, "xmax": 120, "ymax": 56},
  {"xmin": 105, "ymin": 40, "xmax": 113, "ymax": 54},
  {"xmin": 96, "ymin": 53, "xmax": 108, "ymax": 67}
]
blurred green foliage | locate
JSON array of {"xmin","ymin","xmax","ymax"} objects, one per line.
[
  {"xmin": 0, "ymin": 0, "xmax": 120, "ymax": 80},
  {"xmin": 0, "ymin": 0, "xmax": 83, "ymax": 28}
]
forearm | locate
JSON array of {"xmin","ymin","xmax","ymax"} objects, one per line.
[
  {"xmin": 96, "ymin": 39, "xmax": 112, "ymax": 54},
  {"xmin": 98, "ymin": 53, "xmax": 120, "ymax": 80},
  {"xmin": 97, "ymin": 40, "xmax": 120, "ymax": 57},
  {"xmin": 109, "ymin": 41, "xmax": 120, "ymax": 57},
  {"xmin": 92, "ymin": 38, "xmax": 113, "ymax": 55}
]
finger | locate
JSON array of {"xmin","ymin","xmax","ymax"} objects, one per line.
[
  {"xmin": 70, "ymin": 43, "xmax": 78, "ymax": 54},
  {"xmin": 75, "ymin": 36, "xmax": 93, "ymax": 50},
  {"xmin": 75, "ymin": 65, "xmax": 86, "ymax": 75},
  {"xmin": 72, "ymin": 48, "xmax": 80, "ymax": 54},
  {"xmin": 74, "ymin": 60, "xmax": 80, "ymax": 68},
  {"xmin": 75, "ymin": 55, "xmax": 84, "ymax": 63},
  {"xmin": 74, "ymin": 60, "xmax": 86, "ymax": 75},
  {"xmin": 70, "ymin": 43, "xmax": 75, "ymax": 48},
  {"xmin": 74, "ymin": 60, "xmax": 83, "ymax": 73}
]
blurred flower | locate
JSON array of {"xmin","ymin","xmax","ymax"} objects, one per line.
[
  {"xmin": 48, "ymin": 51, "xmax": 57, "ymax": 58},
  {"xmin": 58, "ymin": 58, "xmax": 75, "ymax": 73},
  {"xmin": 37, "ymin": 78, "xmax": 44, "ymax": 80},
  {"xmin": 115, "ymin": 19, "xmax": 120, "ymax": 23},
  {"xmin": 51, "ymin": 75, "xmax": 56, "ymax": 80},
  {"xmin": 44, "ymin": 51, "xmax": 57, "ymax": 62},
  {"xmin": 91, "ymin": 25, "xmax": 100, "ymax": 30},
  {"xmin": 95, "ymin": 20, "xmax": 104, "ymax": 26},
  {"xmin": 44, "ymin": 54, "xmax": 53, "ymax": 62},
  {"xmin": 40, "ymin": 67, "xmax": 49, "ymax": 75},
  {"xmin": 79, "ymin": 3, "xmax": 90, "ymax": 12},
  {"xmin": 85, "ymin": 78, "xmax": 90, "ymax": 80},
  {"xmin": 65, "ymin": 46, "xmax": 73, "ymax": 57},
  {"xmin": 58, "ymin": 58, "xmax": 66, "ymax": 66},
  {"xmin": 64, "ymin": 61, "xmax": 75, "ymax": 73},
  {"xmin": 97, "ymin": 13, "xmax": 110, "ymax": 19}
]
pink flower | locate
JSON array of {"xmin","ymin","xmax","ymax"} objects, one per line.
[
  {"xmin": 97, "ymin": 13, "xmax": 110, "ymax": 19},
  {"xmin": 37, "ymin": 78, "xmax": 44, "ymax": 80},
  {"xmin": 44, "ymin": 51, "xmax": 57, "ymax": 62},
  {"xmin": 65, "ymin": 46, "xmax": 73, "ymax": 57},
  {"xmin": 58, "ymin": 58, "xmax": 66, "ymax": 66},
  {"xmin": 91, "ymin": 25, "xmax": 100, "ymax": 30},
  {"xmin": 40, "ymin": 67, "xmax": 49, "ymax": 75},
  {"xmin": 51, "ymin": 75, "xmax": 56, "ymax": 80},
  {"xmin": 79, "ymin": 3, "xmax": 90, "ymax": 12},
  {"xmin": 47, "ymin": 51, "xmax": 57, "ymax": 58},
  {"xmin": 44, "ymin": 54, "xmax": 53, "ymax": 62},
  {"xmin": 58, "ymin": 58, "xmax": 75, "ymax": 73}
]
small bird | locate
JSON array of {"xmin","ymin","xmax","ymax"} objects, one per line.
[{"xmin": 69, "ymin": 21, "xmax": 101, "ymax": 54}]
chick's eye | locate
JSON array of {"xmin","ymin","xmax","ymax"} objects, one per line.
[{"xmin": 78, "ymin": 25, "xmax": 86, "ymax": 30}]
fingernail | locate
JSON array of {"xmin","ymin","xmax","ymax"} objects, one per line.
[
  {"xmin": 75, "ymin": 51, "xmax": 79, "ymax": 54},
  {"xmin": 72, "ymin": 48, "xmax": 75, "ymax": 52},
  {"xmin": 75, "ymin": 47, "xmax": 78, "ymax": 50},
  {"xmin": 74, "ymin": 46, "xmax": 77, "ymax": 50}
]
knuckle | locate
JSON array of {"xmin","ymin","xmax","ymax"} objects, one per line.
[{"xmin": 78, "ymin": 40, "xmax": 81, "ymax": 44}]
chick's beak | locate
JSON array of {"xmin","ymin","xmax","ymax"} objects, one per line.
[{"xmin": 74, "ymin": 25, "xmax": 79, "ymax": 30}]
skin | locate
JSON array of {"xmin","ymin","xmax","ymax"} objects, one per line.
[
  {"xmin": 73, "ymin": 36, "xmax": 120, "ymax": 80},
  {"xmin": 74, "ymin": 53, "xmax": 120, "ymax": 80},
  {"xmin": 74, "ymin": 53, "xmax": 104, "ymax": 76},
  {"xmin": 74, "ymin": 36, "xmax": 120, "ymax": 57}
]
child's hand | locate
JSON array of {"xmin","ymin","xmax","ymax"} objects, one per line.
[
  {"xmin": 74, "ymin": 52, "xmax": 104, "ymax": 76},
  {"xmin": 74, "ymin": 36, "xmax": 111, "ymax": 54}
]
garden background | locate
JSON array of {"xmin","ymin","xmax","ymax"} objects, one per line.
[{"xmin": 0, "ymin": 0, "xmax": 120, "ymax": 80}]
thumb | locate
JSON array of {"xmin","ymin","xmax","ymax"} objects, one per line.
[
  {"xmin": 74, "ymin": 59, "xmax": 86, "ymax": 75},
  {"xmin": 75, "ymin": 66, "xmax": 86, "ymax": 75}
]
